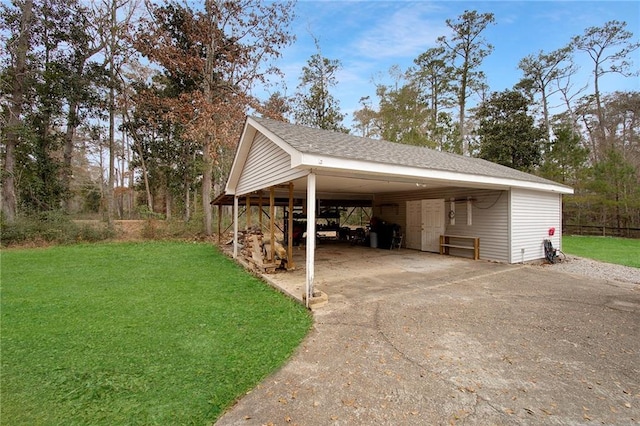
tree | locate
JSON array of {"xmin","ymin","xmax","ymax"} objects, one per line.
[
  {"xmin": 412, "ymin": 46, "xmax": 456, "ymax": 150},
  {"xmin": 122, "ymin": 42, "xmax": 202, "ymax": 220},
  {"xmin": 376, "ymin": 79, "xmax": 431, "ymax": 146},
  {"xmin": 1, "ymin": 0, "xmax": 134, "ymax": 219},
  {"xmin": 60, "ymin": 2, "xmax": 106, "ymax": 212},
  {"xmin": 602, "ymin": 91, "xmax": 640, "ymax": 169},
  {"xmin": 3, "ymin": 0, "xmax": 102, "ymax": 214},
  {"xmin": 477, "ymin": 89, "xmax": 543, "ymax": 172},
  {"xmin": 352, "ymin": 96, "xmax": 379, "ymax": 138},
  {"xmin": 119, "ymin": 61, "xmax": 156, "ymax": 213},
  {"xmin": 572, "ymin": 20, "xmax": 640, "ymax": 150},
  {"xmin": 542, "ymin": 123, "xmax": 590, "ymax": 232},
  {"xmin": 135, "ymin": 0, "xmax": 295, "ymax": 235},
  {"xmin": 1, "ymin": 0, "xmax": 34, "ymax": 221},
  {"xmin": 575, "ymin": 90, "xmax": 640, "ymax": 167},
  {"xmin": 551, "ymin": 56, "xmax": 587, "ymax": 138},
  {"xmin": 96, "ymin": 0, "xmax": 138, "ymax": 225},
  {"xmin": 539, "ymin": 125, "xmax": 589, "ymax": 184},
  {"xmin": 123, "ymin": 77, "xmax": 189, "ymax": 218},
  {"xmin": 564, "ymin": 91, "xmax": 640, "ymax": 232},
  {"xmin": 590, "ymin": 147, "xmax": 639, "ymax": 230},
  {"xmin": 518, "ymin": 46, "xmax": 573, "ymax": 140},
  {"xmin": 293, "ymin": 39, "xmax": 347, "ymax": 132},
  {"xmin": 121, "ymin": 109, "xmax": 155, "ymax": 213},
  {"xmin": 261, "ymin": 91, "xmax": 291, "ymax": 122},
  {"xmin": 438, "ymin": 10, "xmax": 495, "ymax": 156}
]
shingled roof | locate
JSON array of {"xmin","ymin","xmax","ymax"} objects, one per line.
[{"xmin": 252, "ymin": 116, "xmax": 568, "ymax": 189}]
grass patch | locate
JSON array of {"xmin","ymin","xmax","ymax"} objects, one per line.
[
  {"xmin": 1, "ymin": 242, "xmax": 312, "ymax": 425},
  {"xmin": 562, "ymin": 236, "xmax": 640, "ymax": 268}
]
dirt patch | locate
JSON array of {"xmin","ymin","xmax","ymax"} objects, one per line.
[
  {"xmin": 73, "ymin": 219, "xmax": 149, "ymax": 241},
  {"xmin": 111, "ymin": 220, "xmax": 220, "ymax": 244},
  {"xmin": 114, "ymin": 220, "xmax": 148, "ymax": 240}
]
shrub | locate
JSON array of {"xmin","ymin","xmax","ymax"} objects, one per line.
[{"xmin": 0, "ymin": 212, "xmax": 114, "ymax": 246}]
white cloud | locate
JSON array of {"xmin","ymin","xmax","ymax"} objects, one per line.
[{"xmin": 351, "ymin": 3, "xmax": 449, "ymax": 59}]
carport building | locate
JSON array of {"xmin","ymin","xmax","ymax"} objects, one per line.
[{"xmin": 218, "ymin": 116, "xmax": 573, "ymax": 303}]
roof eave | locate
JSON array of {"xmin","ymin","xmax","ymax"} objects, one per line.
[
  {"xmin": 225, "ymin": 118, "xmax": 254, "ymax": 195},
  {"xmin": 296, "ymin": 153, "xmax": 574, "ymax": 195}
]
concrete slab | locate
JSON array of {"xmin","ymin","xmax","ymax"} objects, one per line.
[
  {"xmin": 226, "ymin": 243, "xmax": 478, "ymax": 306},
  {"xmin": 216, "ymin": 242, "xmax": 640, "ymax": 425}
]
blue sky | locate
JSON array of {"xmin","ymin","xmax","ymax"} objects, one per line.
[{"xmin": 264, "ymin": 0, "xmax": 640, "ymax": 128}]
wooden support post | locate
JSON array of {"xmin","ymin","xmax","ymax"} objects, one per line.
[
  {"xmin": 259, "ymin": 191, "xmax": 263, "ymax": 230},
  {"xmin": 246, "ymin": 195, "xmax": 251, "ymax": 228},
  {"xmin": 269, "ymin": 187, "xmax": 275, "ymax": 262},
  {"xmin": 233, "ymin": 196, "xmax": 239, "ymax": 259},
  {"xmin": 474, "ymin": 238, "xmax": 480, "ymax": 260},
  {"xmin": 217, "ymin": 204, "xmax": 222, "ymax": 244},
  {"xmin": 287, "ymin": 182, "xmax": 295, "ymax": 270}
]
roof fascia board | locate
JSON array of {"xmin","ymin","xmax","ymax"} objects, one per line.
[
  {"xmin": 300, "ymin": 153, "xmax": 574, "ymax": 195},
  {"xmin": 225, "ymin": 119, "xmax": 255, "ymax": 194}
]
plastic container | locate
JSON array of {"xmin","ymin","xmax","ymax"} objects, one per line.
[{"xmin": 370, "ymin": 232, "xmax": 378, "ymax": 248}]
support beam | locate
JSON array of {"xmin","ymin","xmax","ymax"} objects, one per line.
[
  {"xmin": 305, "ymin": 172, "xmax": 317, "ymax": 307},
  {"xmin": 233, "ymin": 196, "xmax": 239, "ymax": 259},
  {"xmin": 259, "ymin": 191, "xmax": 263, "ymax": 230},
  {"xmin": 287, "ymin": 182, "xmax": 295, "ymax": 270},
  {"xmin": 246, "ymin": 194, "xmax": 252, "ymax": 228},
  {"xmin": 217, "ymin": 204, "xmax": 222, "ymax": 244},
  {"xmin": 269, "ymin": 187, "xmax": 275, "ymax": 262}
]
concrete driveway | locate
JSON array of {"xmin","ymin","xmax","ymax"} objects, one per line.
[{"xmin": 216, "ymin": 245, "xmax": 640, "ymax": 425}]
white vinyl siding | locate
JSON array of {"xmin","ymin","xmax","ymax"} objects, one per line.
[
  {"xmin": 510, "ymin": 188, "xmax": 562, "ymax": 263},
  {"xmin": 236, "ymin": 134, "xmax": 308, "ymax": 195},
  {"xmin": 376, "ymin": 188, "xmax": 509, "ymax": 262}
]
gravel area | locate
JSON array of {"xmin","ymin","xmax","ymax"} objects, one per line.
[{"xmin": 538, "ymin": 255, "xmax": 640, "ymax": 285}]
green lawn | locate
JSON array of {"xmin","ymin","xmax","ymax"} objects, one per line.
[
  {"xmin": 562, "ymin": 235, "xmax": 640, "ymax": 268},
  {"xmin": 1, "ymin": 242, "xmax": 312, "ymax": 425}
]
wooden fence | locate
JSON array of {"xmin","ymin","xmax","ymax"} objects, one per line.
[{"xmin": 564, "ymin": 225, "xmax": 640, "ymax": 238}]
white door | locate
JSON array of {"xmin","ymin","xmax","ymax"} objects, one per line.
[
  {"xmin": 406, "ymin": 199, "xmax": 445, "ymax": 252},
  {"xmin": 422, "ymin": 199, "xmax": 445, "ymax": 252},
  {"xmin": 405, "ymin": 200, "xmax": 422, "ymax": 250}
]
